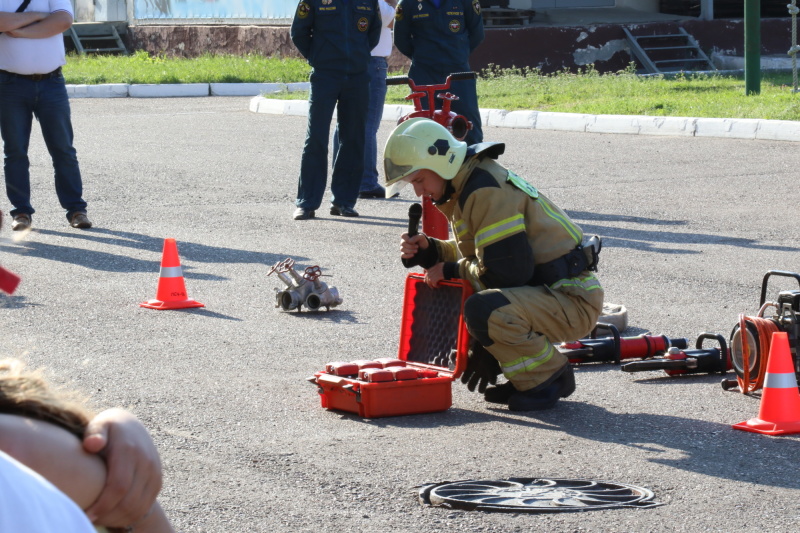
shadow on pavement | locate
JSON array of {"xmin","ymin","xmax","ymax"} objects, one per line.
[
  {"xmin": 326, "ymin": 401, "xmax": 800, "ymax": 490},
  {"xmin": 1, "ymin": 227, "xmax": 301, "ymax": 275},
  {"xmin": 567, "ymin": 210, "xmax": 800, "ymax": 254}
]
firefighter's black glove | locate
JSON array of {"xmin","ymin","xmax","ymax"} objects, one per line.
[
  {"xmin": 460, "ymin": 343, "xmax": 501, "ymax": 393},
  {"xmin": 401, "ymin": 237, "xmax": 439, "ymax": 269}
]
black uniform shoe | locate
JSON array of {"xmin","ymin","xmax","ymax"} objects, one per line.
[
  {"xmin": 507, "ymin": 364, "xmax": 576, "ymax": 411},
  {"xmin": 359, "ymin": 186, "xmax": 399, "ymax": 199},
  {"xmin": 330, "ymin": 205, "xmax": 359, "ymax": 217},
  {"xmin": 359, "ymin": 187, "xmax": 385, "ymax": 199},
  {"xmin": 293, "ymin": 207, "xmax": 315, "ymax": 220},
  {"xmin": 69, "ymin": 212, "xmax": 92, "ymax": 229}
]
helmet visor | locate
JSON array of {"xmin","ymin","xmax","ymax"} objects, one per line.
[
  {"xmin": 385, "ymin": 159, "xmax": 414, "ymax": 185},
  {"xmin": 385, "ymin": 175, "xmax": 412, "ymax": 198}
]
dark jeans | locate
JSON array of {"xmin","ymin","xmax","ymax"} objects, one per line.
[
  {"xmin": 407, "ymin": 63, "xmax": 483, "ymax": 146},
  {"xmin": 0, "ymin": 71, "xmax": 87, "ymax": 220},
  {"xmin": 296, "ymin": 69, "xmax": 369, "ymax": 211},
  {"xmin": 333, "ymin": 56, "xmax": 388, "ymax": 193}
]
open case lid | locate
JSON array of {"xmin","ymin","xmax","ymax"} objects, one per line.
[{"xmin": 397, "ymin": 273, "xmax": 473, "ymax": 378}]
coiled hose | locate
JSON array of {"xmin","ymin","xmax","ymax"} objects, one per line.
[{"xmin": 736, "ymin": 304, "xmax": 781, "ymax": 393}]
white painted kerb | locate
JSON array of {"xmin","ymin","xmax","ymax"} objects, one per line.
[{"xmin": 247, "ymin": 96, "xmax": 800, "ymax": 142}]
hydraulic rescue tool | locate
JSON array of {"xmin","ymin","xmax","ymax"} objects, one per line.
[
  {"xmin": 268, "ymin": 258, "xmax": 342, "ymax": 312},
  {"xmin": 386, "ymin": 72, "xmax": 478, "ymax": 240},
  {"xmin": 621, "ymin": 333, "xmax": 729, "ymax": 376},
  {"xmin": 721, "ymin": 270, "xmax": 800, "ymax": 393},
  {"xmin": 559, "ymin": 323, "xmax": 689, "ymax": 365}
]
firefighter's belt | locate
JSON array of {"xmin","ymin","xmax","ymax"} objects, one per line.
[{"xmin": 529, "ymin": 239, "xmax": 600, "ymax": 287}]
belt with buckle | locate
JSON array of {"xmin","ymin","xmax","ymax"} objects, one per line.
[{"xmin": 0, "ymin": 67, "xmax": 62, "ymax": 81}]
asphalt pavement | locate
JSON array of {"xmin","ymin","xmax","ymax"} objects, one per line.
[{"xmin": 1, "ymin": 97, "xmax": 799, "ymax": 532}]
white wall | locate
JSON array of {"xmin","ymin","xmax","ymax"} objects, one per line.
[
  {"xmin": 73, "ymin": 0, "xmax": 94, "ymax": 21},
  {"xmin": 96, "ymin": 0, "xmax": 128, "ymax": 21}
]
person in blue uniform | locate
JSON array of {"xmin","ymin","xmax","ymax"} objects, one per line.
[
  {"xmin": 393, "ymin": 0, "xmax": 484, "ymax": 145},
  {"xmin": 291, "ymin": 0, "xmax": 381, "ymax": 220}
]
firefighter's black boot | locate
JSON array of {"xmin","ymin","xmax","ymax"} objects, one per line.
[
  {"xmin": 483, "ymin": 382, "xmax": 516, "ymax": 404},
  {"xmin": 507, "ymin": 364, "xmax": 575, "ymax": 411},
  {"xmin": 559, "ymin": 364, "xmax": 576, "ymax": 398},
  {"xmin": 485, "ymin": 365, "xmax": 575, "ymax": 406}
]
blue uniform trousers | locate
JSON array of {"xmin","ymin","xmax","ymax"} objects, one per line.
[
  {"xmin": 296, "ymin": 69, "xmax": 370, "ymax": 211},
  {"xmin": 332, "ymin": 56, "xmax": 388, "ymax": 193}
]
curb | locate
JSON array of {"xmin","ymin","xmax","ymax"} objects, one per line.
[
  {"xmin": 129, "ymin": 83, "xmax": 210, "ymax": 98},
  {"xmin": 249, "ymin": 95, "xmax": 800, "ymax": 142},
  {"xmin": 211, "ymin": 82, "xmax": 285, "ymax": 96},
  {"xmin": 66, "ymin": 82, "xmax": 310, "ymax": 99}
]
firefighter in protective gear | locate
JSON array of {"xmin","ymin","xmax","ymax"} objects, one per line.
[{"xmin": 385, "ymin": 118, "xmax": 604, "ymax": 411}]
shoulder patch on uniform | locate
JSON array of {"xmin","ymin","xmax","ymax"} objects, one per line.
[
  {"xmin": 297, "ymin": 1, "xmax": 311, "ymax": 18},
  {"xmin": 506, "ymin": 170, "xmax": 538, "ymax": 199},
  {"xmin": 472, "ymin": 0, "xmax": 481, "ymax": 15},
  {"xmin": 396, "ymin": 4, "xmax": 404, "ymax": 20},
  {"xmin": 459, "ymin": 167, "xmax": 500, "ymax": 210}
]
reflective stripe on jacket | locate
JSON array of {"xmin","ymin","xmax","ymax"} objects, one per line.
[{"xmin": 434, "ymin": 155, "xmax": 589, "ymax": 293}]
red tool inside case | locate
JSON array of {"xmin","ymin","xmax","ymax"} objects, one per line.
[{"xmin": 311, "ymin": 273, "xmax": 472, "ymax": 418}]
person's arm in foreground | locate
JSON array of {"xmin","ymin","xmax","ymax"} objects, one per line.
[
  {"xmin": 82, "ymin": 408, "xmax": 169, "ymax": 529},
  {"xmin": 3, "ymin": 9, "xmax": 72, "ymax": 38},
  {"xmin": 0, "ymin": 11, "xmax": 47, "ymax": 32},
  {"xmin": 0, "ymin": 412, "xmax": 173, "ymax": 532},
  {"xmin": 0, "ymin": 413, "xmax": 107, "ymax": 508}
]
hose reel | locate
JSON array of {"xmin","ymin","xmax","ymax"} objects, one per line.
[{"xmin": 723, "ymin": 270, "xmax": 800, "ymax": 393}]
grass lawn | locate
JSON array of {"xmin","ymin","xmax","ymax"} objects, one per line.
[{"xmin": 63, "ymin": 52, "xmax": 800, "ymax": 121}]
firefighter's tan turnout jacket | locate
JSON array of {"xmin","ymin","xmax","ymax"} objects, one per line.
[{"xmin": 429, "ymin": 151, "xmax": 604, "ymax": 391}]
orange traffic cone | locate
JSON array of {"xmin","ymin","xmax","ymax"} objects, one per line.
[
  {"xmin": 140, "ymin": 238, "xmax": 204, "ymax": 310},
  {"xmin": 733, "ymin": 332, "xmax": 800, "ymax": 435}
]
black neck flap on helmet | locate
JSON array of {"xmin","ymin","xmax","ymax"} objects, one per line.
[{"xmin": 466, "ymin": 142, "xmax": 505, "ymax": 160}]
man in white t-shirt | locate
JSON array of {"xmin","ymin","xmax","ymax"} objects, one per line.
[
  {"xmin": 0, "ymin": 0, "xmax": 92, "ymax": 231},
  {"xmin": 0, "ymin": 450, "xmax": 96, "ymax": 533}
]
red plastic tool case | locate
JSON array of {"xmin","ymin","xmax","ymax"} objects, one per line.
[{"xmin": 311, "ymin": 273, "xmax": 472, "ymax": 418}]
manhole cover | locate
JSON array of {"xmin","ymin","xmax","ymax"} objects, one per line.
[{"xmin": 419, "ymin": 478, "xmax": 662, "ymax": 512}]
